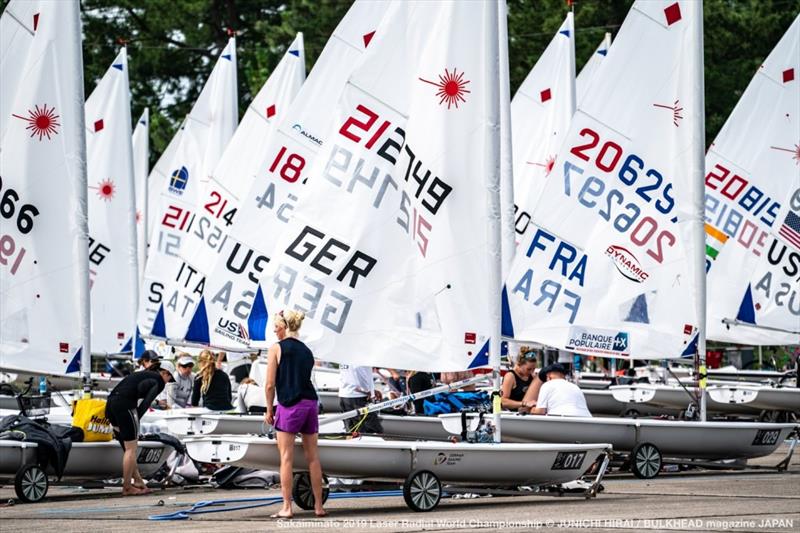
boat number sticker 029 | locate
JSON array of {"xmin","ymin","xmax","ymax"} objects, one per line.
[
  {"xmin": 137, "ymin": 447, "xmax": 164, "ymax": 464},
  {"xmin": 751, "ymin": 429, "xmax": 781, "ymax": 446},
  {"xmin": 551, "ymin": 451, "xmax": 586, "ymax": 470}
]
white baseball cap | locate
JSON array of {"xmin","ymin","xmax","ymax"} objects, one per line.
[{"xmin": 177, "ymin": 355, "xmax": 195, "ymax": 367}]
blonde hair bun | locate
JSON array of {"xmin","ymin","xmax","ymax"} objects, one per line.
[{"xmin": 281, "ymin": 309, "xmax": 305, "ymax": 333}]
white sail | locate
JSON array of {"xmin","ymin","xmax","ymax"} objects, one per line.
[
  {"xmin": 576, "ymin": 33, "xmax": 611, "ymax": 105},
  {"xmin": 503, "ymin": 0, "xmax": 705, "ymax": 360},
  {"xmin": 132, "ymin": 108, "xmax": 149, "ymax": 282},
  {"xmin": 511, "ymin": 13, "xmax": 575, "ymax": 245},
  {"xmin": 189, "ymin": 0, "xmax": 389, "ymax": 349},
  {"xmin": 138, "ymin": 38, "xmax": 238, "ymax": 338},
  {"xmin": 85, "ymin": 48, "xmax": 138, "ymax": 354},
  {"xmin": 1, "ymin": 0, "xmax": 91, "ymax": 375},
  {"xmin": 260, "ymin": 0, "xmax": 500, "ymax": 371},
  {"xmin": 706, "ymin": 15, "xmax": 800, "ymax": 345},
  {"xmin": 172, "ymin": 34, "xmax": 306, "ymax": 344}
]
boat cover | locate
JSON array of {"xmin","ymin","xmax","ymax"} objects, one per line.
[{"xmin": 0, "ymin": 414, "xmax": 79, "ymax": 479}]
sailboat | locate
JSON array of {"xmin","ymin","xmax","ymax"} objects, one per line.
[
  {"xmin": 613, "ymin": 14, "xmax": 800, "ymax": 419},
  {"xmin": 138, "ymin": 37, "xmax": 238, "ymax": 339},
  {"xmin": 133, "ymin": 108, "xmax": 149, "ymax": 284},
  {"xmin": 185, "ymin": 1, "xmax": 611, "ymax": 511},
  {"xmin": 185, "ymin": 1, "xmax": 390, "ymax": 350},
  {"xmin": 0, "ymin": 0, "xmax": 174, "ymax": 503},
  {"xmin": 443, "ymin": 0, "xmax": 798, "ymax": 479},
  {"xmin": 85, "ymin": 48, "xmax": 139, "ymax": 356}
]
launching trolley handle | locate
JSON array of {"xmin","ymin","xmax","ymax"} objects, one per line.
[
  {"xmin": 321, "ymin": 374, "xmax": 492, "ymax": 426},
  {"xmin": 585, "ymin": 450, "xmax": 612, "ymax": 499}
]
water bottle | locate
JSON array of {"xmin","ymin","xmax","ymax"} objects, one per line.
[{"xmin": 38, "ymin": 376, "xmax": 47, "ymax": 395}]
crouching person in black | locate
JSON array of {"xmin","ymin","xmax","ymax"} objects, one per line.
[{"xmin": 105, "ymin": 362, "xmax": 172, "ymax": 495}]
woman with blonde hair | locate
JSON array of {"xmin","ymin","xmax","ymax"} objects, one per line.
[
  {"xmin": 190, "ymin": 349, "xmax": 233, "ymax": 411},
  {"xmin": 501, "ymin": 346, "xmax": 541, "ymax": 411},
  {"xmin": 265, "ymin": 310, "xmax": 326, "ymax": 519}
]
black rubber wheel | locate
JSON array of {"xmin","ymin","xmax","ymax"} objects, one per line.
[
  {"xmin": 292, "ymin": 472, "xmax": 329, "ymax": 510},
  {"xmin": 631, "ymin": 442, "xmax": 662, "ymax": 479},
  {"xmin": 15, "ymin": 464, "xmax": 48, "ymax": 503},
  {"xmin": 403, "ymin": 470, "xmax": 441, "ymax": 512}
]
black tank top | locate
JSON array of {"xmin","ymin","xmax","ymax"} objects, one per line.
[
  {"xmin": 509, "ymin": 369, "xmax": 532, "ymax": 402},
  {"xmin": 275, "ymin": 338, "xmax": 319, "ymax": 407}
]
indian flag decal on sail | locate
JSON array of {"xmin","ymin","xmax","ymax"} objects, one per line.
[{"xmin": 704, "ymin": 223, "xmax": 728, "ymax": 266}]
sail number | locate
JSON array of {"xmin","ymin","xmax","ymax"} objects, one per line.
[
  {"xmin": 0, "ymin": 176, "xmax": 40, "ymax": 275},
  {"xmin": 0, "ymin": 176, "xmax": 40, "ymax": 234},
  {"xmin": 570, "ymin": 128, "xmax": 675, "ymax": 215},
  {"xmin": 564, "ymin": 160, "xmax": 676, "ymax": 264},
  {"xmin": 705, "ymin": 163, "xmax": 780, "ymax": 227}
]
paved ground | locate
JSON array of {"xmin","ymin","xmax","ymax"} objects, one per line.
[{"xmin": 1, "ymin": 443, "xmax": 798, "ymax": 532}]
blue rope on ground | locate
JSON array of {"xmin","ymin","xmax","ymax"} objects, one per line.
[{"xmin": 148, "ymin": 490, "xmax": 404, "ymax": 521}]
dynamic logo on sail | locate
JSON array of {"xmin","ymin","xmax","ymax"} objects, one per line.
[
  {"xmin": 169, "ymin": 166, "xmax": 189, "ymax": 195},
  {"xmin": 12, "ymin": 104, "xmax": 61, "ymax": 140},
  {"xmin": 419, "ymin": 68, "xmax": 471, "ymax": 109},
  {"xmin": 292, "ymin": 124, "xmax": 322, "ymax": 146},
  {"xmin": 214, "ymin": 318, "xmax": 250, "ymax": 345},
  {"xmin": 605, "ymin": 245, "xmax": 649, "ymax": 283}
]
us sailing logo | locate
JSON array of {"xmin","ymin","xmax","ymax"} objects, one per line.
[
  {"xmin": 169, "ymin": 166, "xmax": 189, "ymax": 195},
  {"xmin": 214, "ymin": 318, "xmax": 249, "ymax": 345},
  {"xmin": 605, "ymin": 245, "xmax": 649, "ymax": 283}
]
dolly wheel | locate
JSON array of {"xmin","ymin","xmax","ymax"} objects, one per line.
[
  {"xmin": 631, "ymin": 442, "xmax": 662, "ymax": 479},
  {"xmin": 403, "ymin": 470, "xmax": 441, "ymax": 512},
  {"xmin": 292, "ymin": 472, "xmax": 329, "ymax": 510},
  {"xmin": 15, "ymin": 464, "xmax": 48, "ymax": 503}
]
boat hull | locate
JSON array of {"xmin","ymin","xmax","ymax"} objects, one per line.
[
  {"xmin": 186, "ymin": 435, "xmax": 610, "ymax": 486},
  {"xmin": 440, "ymin": 413, "xmax": 797, "ymax": 460},
  {"xmin": 0, "ymin": 440, "xmax": 172, "ymax": 478},
  {"xmin": 708, "ymin": 386, "xmax": 800, "ymax": 413}
]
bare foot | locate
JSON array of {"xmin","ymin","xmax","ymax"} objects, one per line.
[
  {"xmin": 270, "ymin": 511, "xmax": 294, "ymax": 519},
  {"xmin": 315, "ymin": 509, "xmax": 328, "ymax": 517},
  {"xmin": 122, "ymin": 487, "xmax": 148, "ymax": 496}
]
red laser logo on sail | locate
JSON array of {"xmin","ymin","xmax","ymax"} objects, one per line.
[
  {"xmin": 529, "ymin": 155, "xmax": 556, "ymax": 176},
  {"xmin": 653, "ymin": 99, "xmax": 684, "ymax": 127},
  {"xmin": 769, "ymin": 143, "xmax": 800, "ymax": 165},
  {"xmin": 91, "ymin": 179, "xmax": 116, "ymax": 201},
  {"xmin": 419, "ymin": 68, "xmax": 471, "ymax": 109},
  {"xmin": 12, "ymin": 104, "xmax": 61, "ymax": 140}
]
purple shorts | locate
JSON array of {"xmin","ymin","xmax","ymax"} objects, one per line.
[{"xmin": 274, "ymin": 399, "xmax": 319, "ymax": 434}]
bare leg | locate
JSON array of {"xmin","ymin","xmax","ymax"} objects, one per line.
[
  {"xmin": 274, "ymin": 431, "xmax": 295, "ymax": 517},
  {"xmin": 121, "ymin": 441, "xmax": 146, "ymax": 495},
  {"xmin": 301, "ymin": 433, "xmax": 326, "ymax": 516}
]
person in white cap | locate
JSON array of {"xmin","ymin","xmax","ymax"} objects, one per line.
[
  {"xmin": 172, "ymin": 354, "xmax": 195, "ymax": 408},
  {"xmin": 153, "ymin": 360, "xmax": 177, "ymax": 409}
]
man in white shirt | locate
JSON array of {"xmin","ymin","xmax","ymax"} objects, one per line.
[
  {"xmin": 533, "ymin": 364, "xmax": 591, "ymax": 417},
  {"xmin": 338, "ymin": 365, "xmax": 383, "ymax": 433}
]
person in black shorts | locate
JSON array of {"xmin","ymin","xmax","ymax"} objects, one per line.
[{"xmin": 105, "ymin": 363, "xmax": 172, "ymax": 496}]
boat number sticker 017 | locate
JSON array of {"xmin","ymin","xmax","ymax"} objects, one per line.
[
  {"xmin": 751, "ymin": 429, "xmax": 781, "ymax": 446},
  {"xmin": 551, "ymin": 451, "xmax": 586, "ymax": 470},
  {"xmin": 137, "ymin": 447, "xmax": 164, "ymax": 464}
]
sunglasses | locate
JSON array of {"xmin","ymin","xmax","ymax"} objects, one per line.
[{"xmin": 521, "ymin": 351, "xmax": 538, "ymax": 362}]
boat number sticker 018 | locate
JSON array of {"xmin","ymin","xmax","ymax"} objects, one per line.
[
  {"xmin": 751, "ymin": 429, "xmax": 781, "ymax": 446},
  {"xmin": 137, "ymin": 447, "xmax": 164, "ymax": 464},
  {"xmin": 551, "ymin": 451, "xmax": 586, "ymax": 470}
]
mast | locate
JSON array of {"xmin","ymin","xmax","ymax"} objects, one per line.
[
  {"xmin": 488, "ymin": 0, "xmax": 503, "ymax": 442},
  {"xmin": 498, "ymin": 0, "xmax": 515, "ymax": 281},
  {"xmin": 68, "ymin": 3, "xmax": 92, "ymax": 390},
  {"xmin": 689, "ymin": 0, "xmax": 707, "ymax": 420}
]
